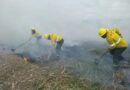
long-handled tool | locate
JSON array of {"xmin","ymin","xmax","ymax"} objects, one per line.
[
  {"xmin": 94, "ymin": 49, "xmax": 109, "ymax": 65},
  {"xmin": 11, "ymin": 38, "xmax": 32, "ymax": 52}
]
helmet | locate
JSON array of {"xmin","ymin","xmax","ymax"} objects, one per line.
[
  {"xmin": 98, "ymin": 28, "xmax": 107, "ymax": 37},
  {"xmin": 44, "ymin": 34, "xmax": 50, "ymax": 39},
  {"xmin": 31, "ymin": 27, "xmax": 36, "ymax": 32},
  {"xmin": 31, "ymin": 27, "xmax": 36, "ymax": 34}
]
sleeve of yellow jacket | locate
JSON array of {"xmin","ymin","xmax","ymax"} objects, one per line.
[{"xmin": 106, "ymin": 30, "xmax": 128, "ymax": 49}]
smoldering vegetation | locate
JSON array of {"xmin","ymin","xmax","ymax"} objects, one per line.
[
  {"xmin": 0, "ymin": 54, "xmax": 127, "ymax": 90},
  {"xmin": 0, "ymin": 40, "xmax": 130, "ymax": 89},
  {"xmin": 1, "ymin": 40, "xmax": 129, "ymax": 87}
]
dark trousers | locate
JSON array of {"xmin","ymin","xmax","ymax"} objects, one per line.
[
  {"xmin": 110, "ymin": 48, "xmax": 127, "ymax": 65},
  {"xmin": 56, "ymin": 39, "xmax": 64, "ymax": 56}
]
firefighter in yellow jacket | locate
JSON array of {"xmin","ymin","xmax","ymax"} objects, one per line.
[
  {"xmin": 44, "ymin": 33, "xmax": 64, "ymax": 56},
  {"xmin": 98, "ymin": 27, "xmax": 128, "ymax": 66}
]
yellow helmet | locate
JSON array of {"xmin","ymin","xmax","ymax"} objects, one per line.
[
  {"xmin": 44, "ymin": 34, "xmax": 50, "ymax": 39},
  {"xmin": 98, "ymin": 28, "xmax": 107, "ymax": 37}
]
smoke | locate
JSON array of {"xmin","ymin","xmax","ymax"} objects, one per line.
[
  {"xmin": 0, "ymin": 35, "xmax": 130, "ymax": 86},
  {"xmin": 0, "ymin": 0, "xmax": 130, "ymax": 46},
  {"xmin": 9, "ymin": 40, "xmax": 115, "ymax": 85},
  {"xmin": 0, "ymin": 0, "xmax": 130, "ymax": 87}
]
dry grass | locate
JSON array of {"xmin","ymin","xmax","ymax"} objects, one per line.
[{"xmin": 0, "ymin": 54, "xmax": 128, "ymax": 90}]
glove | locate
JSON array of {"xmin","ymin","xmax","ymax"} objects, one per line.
[{"xmin": 108, "ymin": 43, "xmax": 116, "ymax": 50}]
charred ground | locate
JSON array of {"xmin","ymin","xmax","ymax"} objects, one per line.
[{"xmin": 0, "ymin": 42, "xmax": 130, "ymax": 90}]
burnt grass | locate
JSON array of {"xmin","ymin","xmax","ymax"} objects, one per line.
[{"xmin": 0, "ymin": 53, "xmax": 128, "ymax": 90}]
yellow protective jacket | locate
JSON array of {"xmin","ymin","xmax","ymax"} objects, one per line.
[
  {"xmin": 50, "ymin": 33, "xmax": 63, "ymax": 43},
  {"xmin": 49, "ymin": 33, "xmax": 63, "ymax": 47},
  {"xmin": 106, "ymin": 29, "xmax": 128, "ymax": 48}
]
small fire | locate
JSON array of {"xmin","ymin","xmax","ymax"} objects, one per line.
[{"xmin": 23, "ymin": 56, "xmax": 30, "ymax": 63}]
